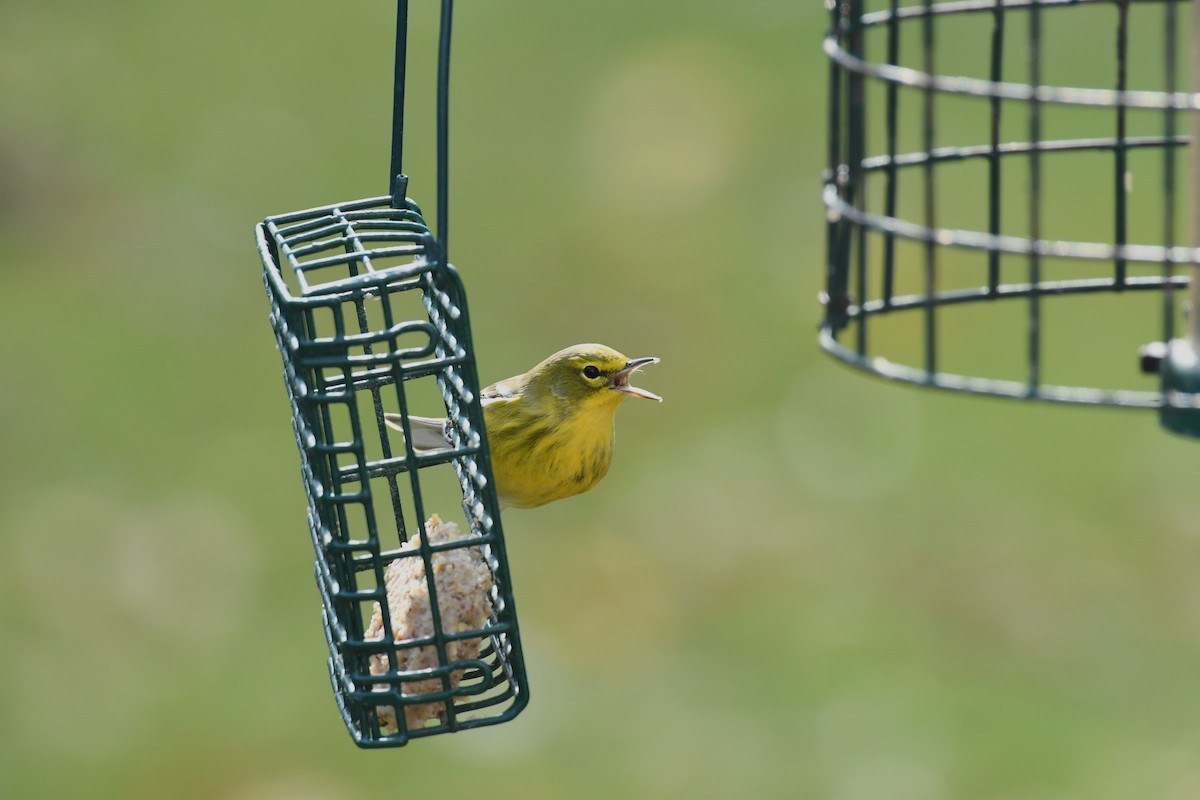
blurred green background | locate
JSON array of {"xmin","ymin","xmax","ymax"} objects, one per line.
[{"xmin": 3, "ymin": 1, "xmax": 1200, "ymax": 798}]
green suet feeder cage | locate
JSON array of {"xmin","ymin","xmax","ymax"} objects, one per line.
[
  {"xmin": 823, "ymin": 0, "xmax": 1200, "ymax": 436},
  {"xmin": 255, "ymin": 0, "xmax": 528, "ymax": 747}
]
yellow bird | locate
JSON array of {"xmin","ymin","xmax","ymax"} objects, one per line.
[{"xmin": 385, "ymin": 343, "xmax": 660, "ymax": 509}]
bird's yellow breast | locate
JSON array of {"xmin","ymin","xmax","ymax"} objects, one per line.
[{"xmin": 483, "ymin": 398, "xmax": 620, "ymax": 509}]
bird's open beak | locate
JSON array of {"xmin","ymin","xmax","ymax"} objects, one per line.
[{"xmin": 611, "ymin": 357, "xmax": 662, "ymax": 402}]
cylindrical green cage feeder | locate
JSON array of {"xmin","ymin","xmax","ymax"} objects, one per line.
[
  {"xmin": 822, "ymin": 0, "xmax": 1200, "ymax": 435},
  {"xmin": 255, "ymin": 1, "xmax": 528, "ymax": 747}
]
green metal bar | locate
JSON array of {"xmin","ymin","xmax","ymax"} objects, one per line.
[
  {"xmin": 390, "ymin": 1, "xmax": 410, "ymax": 206},
  {"xmin": 315, "ymin": 356, "xmax": 473, "ymax": 393},
  {"xmin": 987, "ymin": 0, "xmax": 1005, "ymax": 294},
  {"xmin": 1114, "ymin": 0, "xmax": 1130, "ymax": 288},
  {"xmin": 819, "ymin": 327, "xmax": 1169, "ymax": 408},
  {"xmin": 922, "ymin": 0, "xmax": 937, "ymax": 377},
  {"xmin": 1027, "ymin": 0, "xmax": 1043, "ymax": 393},
  {"xmin": 349, "ymin": 532, "xmax": 500, "ymax": 562},
  {"xmin": 881, "ymin": 0, "xmax": 900, "ymax": 308},
  {"xmin": 271, "ymin": 195, "xmax": 406, "ymax": 225},
  {"xmin": 294, "ymin": 319, "xmax": 436, "ymax": 352},
  {"xmin": 286, "ymin": 224, "xmax": 428, "ymax": 249},
  {"xmin": 854, "ymin": 204, "xmax": 869, "ymax": 355},
  {"xmin": 337, "ymin": 448, "xmax": 484, "ymax": 483},
  {"xmin": 1191, "ymin": 0, "xmax": 1200, "ymax": 349},
  {"xmin": 824, "ymin": 9, "xmax": 1200, "ymax": 111},
  {"xmin": 824, "ymin": 187, "xmax": 1199, "ymax": 264},
  {"xmin": 859, "ymin": 0, "xmax": 1178, "ymax": 28},
  {"xmin": 852, "ymin": 274, "xmax": 1189, "ymax": 315},
  {"xmin": 824, "ymin": 0, "xmax": 850, "ymax": 331},
  {"xmin": 437, "ymin": 0, "xmax": 454, "ymax": 258},
  {"xmin": 861, "ymin": 134, "xmax": 1186, "ymax": 170},
  {"xmin": 1163, "ymin": 0, "xmax": 1178, "ymax": 342},
  {"xmin": 847, "ymin": 0, "xmax": 868, "ymax": 356},
  {"xmin": 347, "ymin": 655, "xmax": 493, "ymax": 684}
]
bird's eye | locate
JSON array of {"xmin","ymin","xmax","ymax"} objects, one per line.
[{"xmin": 583, "ymin": 365, "xmax": 601, "ymax": 379}]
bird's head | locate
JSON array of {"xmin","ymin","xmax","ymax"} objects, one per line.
[{"xmin": 533, "ymin": 343, "xmax": 662, "ymax": 409}]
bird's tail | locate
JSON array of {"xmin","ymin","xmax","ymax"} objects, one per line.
[{"xmin": 383, "ymin": 413, "xmax": 451, "ymax": 453}]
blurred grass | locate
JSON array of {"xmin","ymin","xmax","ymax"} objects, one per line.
[{"xmin": 2, "ymin": 1, "xmax": 1200, "ymax": 799}]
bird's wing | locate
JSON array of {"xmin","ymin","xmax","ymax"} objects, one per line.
[
  {"xmin": 481, "ymin": 376, "xmax": 522, "ymax": 408},
  {"xmin": 383, "ymin": 413, "xmax": 451, "ymax": 452},
  {"xmin": 383, "ymin": 376, "xmax": 522, "ymax": 451}
]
